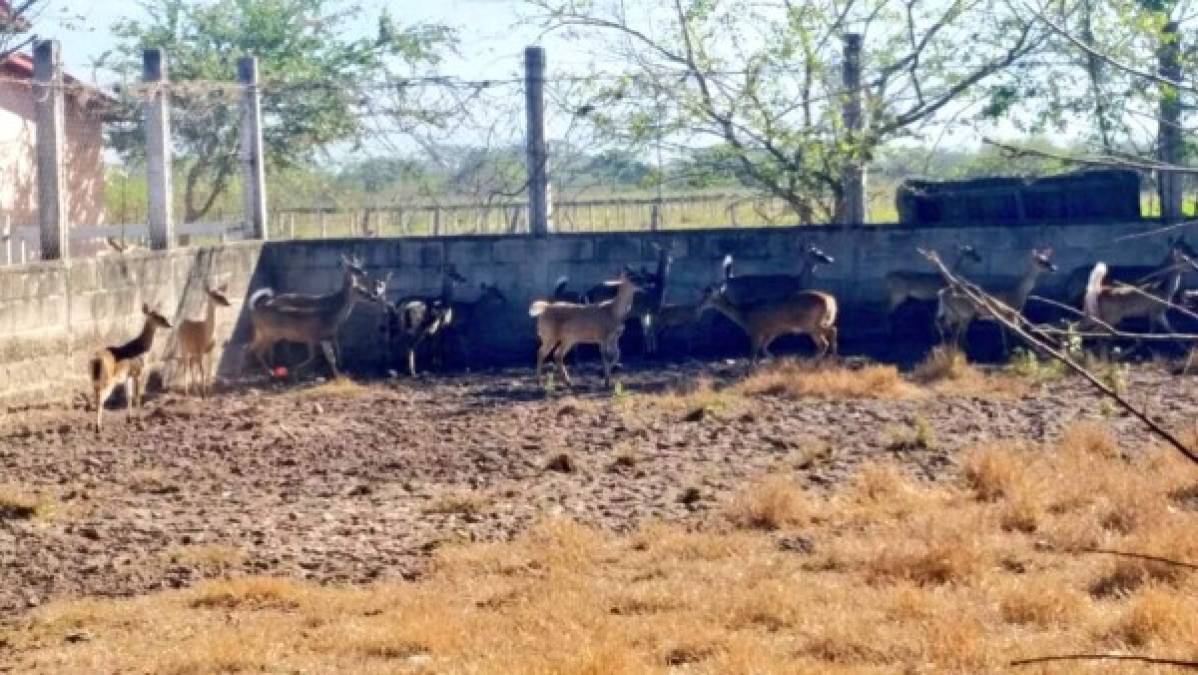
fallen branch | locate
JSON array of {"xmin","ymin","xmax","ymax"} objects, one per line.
[
  {"xmin": 1077, "ymin": 547, "xmax": 1198, "ymax": 571},
  {"xmin": 919, "ymin": 249, "xmax": 1198, "ymax": 465},
  {"xmin": 1011, "ymin": 654, "xmax": 1198, "ymax": 669}
]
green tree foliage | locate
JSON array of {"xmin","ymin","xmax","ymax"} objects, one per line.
[
  {"xmin": 104, "ymin": 0, "xmax": 454, "ymax": 222},
  {"xmin": 531, "ymin": 0, "xmax": 1046, "ymax": 223}
]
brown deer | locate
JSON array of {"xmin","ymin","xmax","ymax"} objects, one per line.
[
  {"xmin": 700, "ymin": 284, "xmax": 838, "ymax": 364},
  {"xmin": 245, "ymin": 266, "xmax": 379, "ymax": 379},
  {"xmin": 885, "ymin": 244, "xmax": 983, "ymax": 314},
  {"xmin": 174, "ymin": 283, "xmax": 232, "ymax": 398},
  {"xmin": 935, "ymin": 248, "xmax": 1056, "ymax": 348},
  {"xmin": 90, "ymin": 304, "xmax": 173, "ymax": 431},
  {"xmin": 643, "ymin": 293, "xmax": 708, "ymax": 356},
  {"xmin": 721, "ymin": 243, "xmax": 834, "ymax": 305},
  {"xmin": 1083, "ymin": 238, "xmax": 1197, "ymax": 334},
  {"xmin": 530, "ymin": 269, "xmax": 640, "ymax": 388}
]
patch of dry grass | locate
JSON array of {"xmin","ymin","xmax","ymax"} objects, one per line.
[
  {"xmin": 913, "ymin": 347, "xmax": 1027, "ymax": 398},
  {"xmin": 737, "ymin": 360, "xmax": 922, "ymax": 400},
  {"xmin": 0, "ymin": 484, "xmax": 50, "ymax": 520},
  {"xmin": 293, "ymin": 376, "xmax": 372, "ymax": 399},
  {"xmin": 723, "ymin": 476, "xmax": 810, "ymax": 530},
  {"xmin": 7, "ymin": 422, "xmax": 1198, "ymax": 674},
  {"xmin": 425, "ymin": 490, "xmax": 492, "ymax": 516},
  {"xmin": 626, "ymin": 376, "xmax": 746, "ymax": 419}
]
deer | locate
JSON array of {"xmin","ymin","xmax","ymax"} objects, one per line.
[
  {"xmin": 244, "ymin": 264, "xmax": 380, "ymax": 380},
  {"xmin": 552, "ymin": 276, "xmax": 585, "ymax": 303},
  {"xmin": 90, "ymin": 304, "xmax": 173, "ymax": 431},
  {"xmin": 721, "ymin": 243, "xmax": 834, "ymax": 305},
  {"xmin": 174, "ymin": 282, "xmax": 232, "ymax": 398},
  {"xmin": 935, "ymin": 248, "xmax": 1057, "ymax": 348},
  {"xmin": 699, "ymin": 284, "xmax": 838, "ymax": 364},
  {"xmin": 885, "ymin": 244, "xmax": 983, "ymax": 314},
  {"xmin": 530, "ymin": 268, "xmax": 640, "ymax": 388},
  {"xmin": 442, "ymin": 282, "xmax": 508, "ymax": 369},
  {"xmin": 383, "ymin": 266, "xmax": 469, "ymax": 375},
  {"xmin": 252, "ymin": 255, "xmax": 368, "ymax": 366},
  {"xmin": 582, "ymin": 244, "xmax": 674, "ymax": 359},
  {"xmin": 1082, "ymin": 237, "xmax": 1198, "ymax": 354},
  {"xmin": 642, "ymin": 293, "xmax": 709, "ymax": 357}
]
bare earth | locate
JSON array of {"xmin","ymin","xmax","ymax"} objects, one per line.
[{"xmin": 1, "ymin": 360, "xmax": 1195, "ymax": 620}]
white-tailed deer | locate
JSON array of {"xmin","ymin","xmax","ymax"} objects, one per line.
[
  {"xmin": 245, "ymin": 265, "xmax": 379, "ymax": 379},
  {"xmin": 583, "ymin": 244, "xmax": 674, "ymax": 358},
  {"xmin": 700, "ymin": 284, "xmax": 838, "ymax": 364},
  {"xmin": 1083, "ymin": 237, "xmax": 1197, "ymax": 339},
  {"xmin": 175, "ymin": 283, "xmax": 231, "ymax": 398},
  {"xmin": 443, "ymin": 282, "xmax": 508, "ymax": 369},
  {"xmin": 251, "ymin": 254, "xmax": 368, "ymax": 367},
  {"xmin": 531, "ymin": 269, "xmax": 640, "ymax": 387},
  {"xmin": 552, "ymin": 276, "xmax": 584, "ymax": 303},
  {"xmin": 935, "ymin": 248, "xmax": 1057, "ymax": 347},
  {"xmin": 721, "ymin": 243, "xmax": 834, "ymax": 305},
  {"xmin": 90, "ymin": 304, "xmax": 173, "ymax": 431},
  {"xmin": 886, "ymin": 244, "xmax": 982, "ymax": 313},
  {"xmin": 643, "ymin": 292, "xmax": 707, "ymax": 356}
]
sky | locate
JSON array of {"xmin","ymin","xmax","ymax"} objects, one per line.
[{"xmin": 32, "ymin": 0, "xmax": 583, "ymax": 84}]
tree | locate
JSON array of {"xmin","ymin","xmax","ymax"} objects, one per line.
[
  {"xmin": 531, "ymin": 0, "xmax": 1047, "ymax": 223},
  {"xmin": 104, "ymin": 0, "xmax": 454, "ymax": 222}
]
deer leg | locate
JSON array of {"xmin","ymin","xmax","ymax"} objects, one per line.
[
  {"xmin": 828, "ymin": 326, "xmax": 839, "ymax": 357},
  {"xmin": 124, "ymin": 378, "xmax": 135, "ymax": 421},
  {"xmin": 554, "ymin": 341, "xmax": 574, "ymax": 388},
  {"xmin": 94, "ymin": 381, "xmax": 115, "ymax": 431},
  {"xmin": 320, "ymin": 340, "xmax": 340, "ymax": 379}
]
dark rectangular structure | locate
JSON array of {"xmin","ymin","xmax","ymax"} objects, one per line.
[{"xmin": 896, "ymin": 169, "xmax": 1142, "ymax": 226}]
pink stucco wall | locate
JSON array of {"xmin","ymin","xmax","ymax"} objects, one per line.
[{"xmin": 0, "ymin": 79, "xmax": 107, "ymax": 230}]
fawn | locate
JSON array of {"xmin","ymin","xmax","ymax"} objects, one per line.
[
  {"xmin": 175, "ymin": 283, "xmax": 231, "ymax": 398},
  {"xmin": 700, "ymin": 284, "xmax": 838, "ymax": 364},
  {"xmin": 90, "ymin": 304, "xmax": 173, "ymax": 431}
]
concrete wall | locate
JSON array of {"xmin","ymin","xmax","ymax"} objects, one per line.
[
  {"xmin": 0, "ymin": 242, "xmax": 262, "ymax": 407},
  {"xmin": 1, "ymin": 220, "xmax": 1193, "ymax": 407},
  {"xmin": 257, "ymin": 220, "xmax": 1194, "ymax": 370}
]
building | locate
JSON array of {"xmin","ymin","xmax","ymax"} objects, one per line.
[{"xmin": 0, "ymin": 45, "xmax": 109, "ymax": 234}]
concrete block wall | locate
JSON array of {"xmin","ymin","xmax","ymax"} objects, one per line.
[
  {"xmin": 0, "ymin": 242, "xmax": 263, "ymax": 407},
  {"xmin": 1, "ymin": 220, "xmax": 1191, "ymax": 407},
  {"xmin": 257, "ymin": 221, "xmax": 1187, "ymax": 370}
]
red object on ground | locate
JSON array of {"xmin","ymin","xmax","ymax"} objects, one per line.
[{"xmin": 273, "ymin": 366, "xmax": 288, "ymax": 379}]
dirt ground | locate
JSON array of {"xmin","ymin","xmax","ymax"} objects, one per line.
[{"xmin": 1, "ymin": 358, "xmax": 1195, "ymax": 621}]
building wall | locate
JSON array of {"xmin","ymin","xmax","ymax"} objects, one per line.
[
  {"xmin": 1, "ymin": 221, "xmax": 1194, "ymax": 407},
  {"xmin": 0, "ymin": 80, "xmax": 107, "ymax": 230}
]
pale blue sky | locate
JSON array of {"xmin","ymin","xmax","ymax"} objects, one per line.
[{"xmin": 32, "ymin": 0, "xmax": 581, "ymax": 83}]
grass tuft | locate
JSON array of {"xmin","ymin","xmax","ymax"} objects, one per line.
[{"xmin": 738, "ymin": 360, "xmax": 921, "ymax": 400}]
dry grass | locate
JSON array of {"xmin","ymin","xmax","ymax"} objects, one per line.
[
  {"xmin": 737, "ymin": 360, "xmax": 922, "ymax": 400},
  {"xmin": 425, "ymin": 490, "xmax": 492, "ymax": 516},
  {"xmin": 723, "ymin": 476, "xmax": 810, "ymax": 530},
  {"xmin": 627, "ymin": 376, "xmax": 746, "ymax": 419},
  {"xmin": 0, "ymin": 484, "xmax": 50, "ymax": 520},
  {"xmin": 913, "ymin": 347, "xmax": 1027, "ymax": 398},
  {"xmin": 7, "ymin": 422, "xmax": 1198, "ymax": 674},
  {"xmin": 293, "ymin": 376, "xmax": 372, "ymax": 399}
]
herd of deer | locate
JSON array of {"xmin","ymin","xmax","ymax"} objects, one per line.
[{"xmin": 87, "ymin": 238, "xmax": 1198, "ymax": 430}]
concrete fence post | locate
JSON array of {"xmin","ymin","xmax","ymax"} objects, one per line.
[
  {"xmin": 144, "ymin": 48, "xmax": 174, "ymax": 250},
  {"xmin": 33, "ymin": 40, "xmax": 68, "ymax": 260},
  {"xmin": 524, "ymin": 46, "xmax": 549, "ymax": 236},
  {"xmin": 839, "ymin": 33, "xmax": 866, "ymax": 227},
  {"xmin": 239, "ymin": 56, "xmax": 268, "ymax": 239},
  {"xmin": 1157, "ymin": 21, "xmax": 1183, "ymax": 222}
]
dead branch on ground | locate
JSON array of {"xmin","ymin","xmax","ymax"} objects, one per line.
[{"xmin": 919, "ymin": 249, "xmax": 1198, "ymax": 465}]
